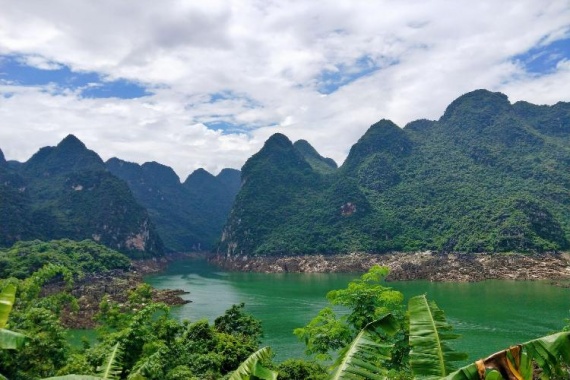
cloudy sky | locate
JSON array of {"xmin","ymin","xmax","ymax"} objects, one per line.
[{"xmin": 1, "ymin": 0, "xmax": 569, "ymax": 179}]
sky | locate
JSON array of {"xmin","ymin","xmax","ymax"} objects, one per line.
[{"xmin": 1, "ymin": 0, "xmax": 569, "ymax": 180}]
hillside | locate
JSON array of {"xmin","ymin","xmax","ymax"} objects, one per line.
[
  {"xmin": 219, "ymin": 90, "xmax": 570, "ymax": 256},
  {"xmin": 106, "ymin": 159, "xmax": 241, "ymax": 252},
  {"xmin": 0, "ymin": 135, "xmax": 164, "ymax": 258}
]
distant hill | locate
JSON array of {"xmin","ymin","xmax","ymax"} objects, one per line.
[
  {"xmin": 219, "ymin": 90, "xmax": 570, "ymax": 255},
  {"xmin": 0, "ymin": 135, "xmax": 164, "ymax": 258},
  {"xmin": 106, "ymin": 159, "xmax": 241, "ymax": 252}
]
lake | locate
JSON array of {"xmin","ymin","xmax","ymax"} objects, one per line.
[{"xmin": 145, "ymin": 258, "xmax": 570, "ymax": 363}]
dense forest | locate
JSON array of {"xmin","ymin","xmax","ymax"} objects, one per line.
[
  {"xmin": 0, "ymin": 136, "xmax": 164, "ymax": 258},
  {"xmin": 106, "ymin": 159, "xmax": 240, "ymax": 252},
  {"xmin": 0, "ymin": 136, "xmax": 240, "ymax": 255},
  {"xmin": 219, "ymin": 90, "xmax": 570, "ymax": 256},
  {"xmin": 2, "ymin": 90, "xmax": 568, "ymax": 258}
]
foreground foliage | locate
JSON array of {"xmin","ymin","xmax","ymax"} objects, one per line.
[{"xmin": 1, "ymin": 260, "xmax": 570, "ymax": 379}]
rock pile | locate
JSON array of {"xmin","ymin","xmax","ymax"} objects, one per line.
[
  {"xmin": 210, "ymin": 252, "xmax": 570, "ymax": 282},
  {"xmin": 42, "ymin": 259, "xmax": 190, "ymax": 329}
]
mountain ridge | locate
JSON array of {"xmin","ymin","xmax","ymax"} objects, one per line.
[
  {"xmin": 219, "ymin": 89, "xmax": 570, "ymax": 256},
  {"xmin": 0, "ymin": 135, "xmax": 165, "ymax": 257},
  {"xmin": 106, "ymin": 157, "xmax": 241, "ymax": 252}
]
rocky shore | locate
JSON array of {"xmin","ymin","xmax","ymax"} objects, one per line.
[
  {"xmin": 44, "ymin": 258, "xmax": 190, "ymax": 329},
  {"xmin": 209, "ymin": 252, "xmax": 570, "ymax": 282}
]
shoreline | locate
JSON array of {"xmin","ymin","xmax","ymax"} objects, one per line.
[
  {"xmin": 48, "ymin": 256, "xmax": 193, "ymax": 329},
  {"xmin": 209, "ymin": 251, "xmax": 570, "ymax": 282}
]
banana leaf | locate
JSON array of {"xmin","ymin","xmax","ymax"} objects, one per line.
[
  {"xmin": 229, "ymin": 347, "xmax": 278, "ymax": 380},
  {"xmin": 0, "ymin": 284, "xmax": 16, "ymax": 328},
  {"xmin": 329, "ymin": 314, "xmax": 398, "ymax": 380},
  {"xmin": 444, "ymin": 331, "xmax": 570, "ymax": 380},
  {"xmin": 44, "ymin": 343, "xmax": 123, "ymax": 380},
  {"xmin": 408, "ymin": 295, "xmax": 468, "ymax": 378},
  {"xmin": 43, "ymin": 376, "xmax": 105, "ymax": 380},
  {"xmin": 97, "ymin": 343, "xmax": 122, "ymax": 379},
  {"xmin": 0, "ymin": 328, "xmax": 27, "ymax": 350}
]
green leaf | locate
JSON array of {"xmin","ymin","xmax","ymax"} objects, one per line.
[
  {"xmin": 521, "ymin": 331, "xmax": 570, "ymax": 378},
  {"xmin": 0, "ymin": 328, "xmax": 27, "ymax": 350},
  {"xmin": 97, "ymin": 343, "xmax": 122, "ymax": 379},
  {"xmin": 408, "ymin": 295, "xmax": 468, "ymax": 378},
  {"xmin": 42, "ymin": 376, "xmax": 105, "ymax": 380},
  {"xmin": 484, "ymin": 370, "xmax": 503, "ymax": 380},
  {"xmin": 329, "ymin": 315, "xmax": 398, "ymax": 380},
  {"xmin": 228, "ymin": 347, "xmax": 277, "ymax": 380},
  {"xmin": 444, "ymin": 331, "xmax": 570, "ymax": 380},
  {"xmin": 0, "ymin": 284, "xmax": 16, "ymax": 328}
]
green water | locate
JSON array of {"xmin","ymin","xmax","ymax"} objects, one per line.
[{"xmin": 145, "ymin": 258, "xmax": 570, "ymax": 363}]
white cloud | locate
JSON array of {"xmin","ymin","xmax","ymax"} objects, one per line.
[{"xmin": 0, "ymin": 0, "xmax": 569, "ymax": 177}]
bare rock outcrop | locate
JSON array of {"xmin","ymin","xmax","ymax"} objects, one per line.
[{"xmin": 210, "ymin": 252, "xmax": 570, "ymax": 282}]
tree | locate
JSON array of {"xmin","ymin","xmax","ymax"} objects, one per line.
[
  {"xmin": 228, "ymin": 347, "xmax": 277, "ymax": 380},
  {"xmin": 294, "ymin": 265, "xmax": 407, "ymax": 370},
  {"xmin": 330, "ymin": 293, "xmax": 570, "ymax": 380},
  {"xmin": 0, "ymin": 284, "xmax": 27, "ymax": 350}
]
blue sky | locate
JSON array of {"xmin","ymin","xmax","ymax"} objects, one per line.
[
  {"xmin": 514, "ymin": 37, "xmax": 570, "ymax": 74},
  {"xmin": 0, "ymin": 0, "xmax": 569, "ymax": 177},
  {"xmin": 0, "ymin": 55, "xmax": 150, "ymax": 99}
]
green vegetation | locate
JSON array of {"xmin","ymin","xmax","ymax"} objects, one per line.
[
  {"xmin": 0, "ymin": 240, "xmax": 266, "ymax": 379},
  {"xmin": 0, "ymin": 135, "xmax": 163, "ymax": 258},
  {"xmin": 293, "ymin": 140, "xmax": 338, "ymax": 174},
  {"xmin": 220, "ymin": 90, "xmax": 570, "ymax": 255},
  {"xmin": 2, "ymin": 264, "xmax": 570, "ymax": 379},
  {"xmin": 0, "ymin": 239, "xmax": 130, "ymax": 279},
  {"xmin": 106, "ymin": 159, "xmax": 241, "ymax": 252}
]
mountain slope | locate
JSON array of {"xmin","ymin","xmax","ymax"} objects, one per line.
[
  {"xmin": 220, "ymin": 90, "xmax": 570, "ymax": 255},
  {"xmin": 293, "ymin": 139, "xmax": 337, "ymax": 174},
  {"xmin": 0, "ymin": 135, "xmax": 164, "ymax": 257},
  {"xmin": 106, "ymin": 159, "xmax": 240, "ymax": 252}
]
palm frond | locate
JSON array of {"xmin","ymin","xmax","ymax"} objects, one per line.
[
  {"xmin": 444, "ymin": 331, "xmax": 570, "ymax": 380},
  {"xmin": 228, "ymin": 346, "xmax": 277, "ymax": 380},
  {"xmin": 329, "ymin": 314, "xmax": 398, "ymax": 380},
  {"xmin": 408, "ymin": 295, "xmax": 467, "ymax": 378}
]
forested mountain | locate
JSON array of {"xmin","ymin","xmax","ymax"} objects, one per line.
[
  {"xmin": 293, "ymin": 139, "xmax": 338, "ymax": 173},
  {"xmin": 106, "ymin": 159, "xmax": 241, "ymax": 252},
  {"xmin": 219, "ymin": 90, "xmax": 570, "ymax": 256},
  {"xmin": 0, "ymin": 135, "xmax": 164, "ymax": 258}
]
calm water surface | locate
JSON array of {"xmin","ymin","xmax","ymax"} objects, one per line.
[{"xmin": 145, "ymin": 258, "xmax": 570, "ymax": 363}]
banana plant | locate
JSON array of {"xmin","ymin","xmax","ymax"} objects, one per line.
[
  {"xmin": 329, "ymin": 314, "xmax": 398, "ymax": 380},
  {"xmin": 0, "ymin": 284, "xmax": 27, "ymax": 350},
  {"xmin": 229, "ymin": 346, "xmax": 278, "ymax": 380},
  {"xmin": 444, "ymin": 331, "xmax": 570, "ymax": 380},
  {"xmin": 44, "ymin": 343, "xmax": 124, "ymax": 380},
  {"xmin": 408, "ymin": 295, "xmax": 468, "ymax": 378}
]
